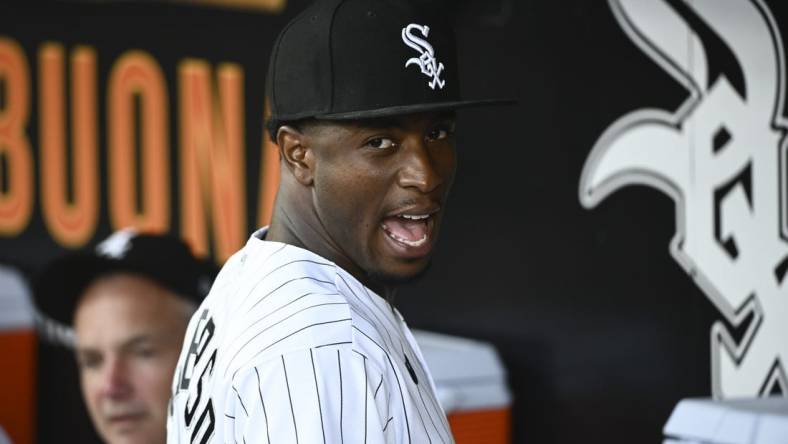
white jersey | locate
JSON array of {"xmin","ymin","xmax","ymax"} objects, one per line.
[{"xmin": 168, "ymin": 227, "xmax": 454, "ymax": 444}]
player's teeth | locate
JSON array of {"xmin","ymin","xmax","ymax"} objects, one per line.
[
  {"xmin": 401, "ymin": 214, "xmax": 429, "ymax": 220},
  {"xmin": 380, "ymin": 224, "xmax": 429, "ymax": 247},
  {"xmin": 390, "ymin": 232, "xmax": 428, "ymax": 246}
]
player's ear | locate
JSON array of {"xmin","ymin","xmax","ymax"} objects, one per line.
[{"xmin": 277, "ymin": 125, "xmax": 315, "ymax": 186}]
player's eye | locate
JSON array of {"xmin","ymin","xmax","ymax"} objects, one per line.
[
  {"xmin": 426, "ymin": 122, "xmax": 455, "ymax": 142},
  {"xmin": 365, "ymin": 137, "xmax": 396, "ymax": 150},
  {"xmin": 134, "ymin": 347, "xmax": 155, "ymax": 358},
  {"xmin": 78, "ymin": 353, "xmax": 102, "ymax": 370}
]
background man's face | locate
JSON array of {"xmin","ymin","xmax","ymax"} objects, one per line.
[
  {"xmin": 73, "ymin": 273, "xmax": 192, "ymax": 444},
  {"xmin": 308, "ymin": 111, "xmax": 457, "ymax": 284}
]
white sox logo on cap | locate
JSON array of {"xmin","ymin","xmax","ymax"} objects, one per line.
[
  {"xmin": 402, "ymin": 23, "xmax": 446, "ymax": 90},
  {"xmin": 96, "ymin": 228, "xmax": 136, "ymax": 259}
]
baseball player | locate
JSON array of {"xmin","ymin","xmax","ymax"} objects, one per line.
[
  {"xmin": 168, "ymin": 0, "xmax": 507, "ymax": 442},
  {"xmin": 34, "ymin": 229, "xmax": 217, "ymax": 444}
]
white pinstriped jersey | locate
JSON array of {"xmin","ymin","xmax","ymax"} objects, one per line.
[{"xmin": 168, "ymin": 227, "xmax": 454, "ymax": 444}]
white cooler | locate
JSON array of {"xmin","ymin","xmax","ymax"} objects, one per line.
[
  {"xmin": 413, "ymin": 330, "xmax": 512, "ymax": 444},
  {"xmin": 663, "ymin": 397, "xmax": 788, "ymax": 444},
  {"xmin": 0, "ymin": 265, "xmax": 37, "ymax": 444}
]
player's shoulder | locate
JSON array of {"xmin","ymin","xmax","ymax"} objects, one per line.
[
  {"xmin": 239, "ymin": 240, "xmax": 342, "ymax": 308},
  {"xmin": 214, "ymin": 240, "xmax": 357, "ymax": 372},
  {"xmin": 248, "ymin": 236, "xmax": 339, "ymax": 288},
  {"xmin": 208, "ymin": 234, "xmax": 341, "ymax": 311},
  {"xmin": 210, "ymin": 230, "xmax": 402, "ymax": 380}
]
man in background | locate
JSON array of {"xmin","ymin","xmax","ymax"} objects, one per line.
[{"xmin": 35, "ymin": 229, "xmax": 217, "ymax": 444}]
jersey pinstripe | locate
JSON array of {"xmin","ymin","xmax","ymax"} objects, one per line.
[{"xmin": 167, "ymin": 227, "xmax": 454, "ymax": 443}]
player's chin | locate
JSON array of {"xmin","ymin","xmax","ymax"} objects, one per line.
[
  {"xmin": 114, "ymin": 430, "xmax": 160, "ymax": 444},
  {"xmin": 101, "ymin": 416, "xmax": 156, "ymax": 444},
  {"xmin": 367, "ymin": 257, "xmax": 433, "ymax": 286}
]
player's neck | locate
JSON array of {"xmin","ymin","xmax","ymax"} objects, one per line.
[{"xmin": 267, "ymin": 193, "xmax": 383, "ymax": 293}]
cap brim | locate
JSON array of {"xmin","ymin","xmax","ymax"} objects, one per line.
[
  {"xmin": 315, "ymin": 98, "xmax": 515, "ymax": 120},
  {"xmin": 33, "ymin": 254, "xmax": 121, "ymax": 325}
]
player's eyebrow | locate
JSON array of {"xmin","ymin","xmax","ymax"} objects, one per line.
[
  {"xmin": 74, "ymin": 346, "xmax": 99, "ymax": 358},
  {"xmin": 120, "ymin": 334, "xmax": 156, "ymax": 349},
  {"xmin": 75, "ymin": 334, "xmax": 155, "ymax": 353}
]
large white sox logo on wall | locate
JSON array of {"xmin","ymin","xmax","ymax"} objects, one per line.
[{"xmin": 579, "ymin": 0, "xmax": 788, "ymax": 398}]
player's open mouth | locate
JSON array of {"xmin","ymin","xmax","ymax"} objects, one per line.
[{"xmin": 380, "ymin": 208, "xmax": 438, "ymax": 255}]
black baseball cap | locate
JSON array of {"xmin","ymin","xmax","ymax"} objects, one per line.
[
  {"xmin": 266, "ymin": 0, "xmax": 511, "ymax": 135},
  {"xmin": 34, "ymin": 229, "xmax": 218, "ymax": 326}
]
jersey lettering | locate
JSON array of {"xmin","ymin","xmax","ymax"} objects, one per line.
[
  {"xmin": 184, "ymin": 350, "xmax": 216, "ymax": 426},
  {"xmin": 190, "ymin": 399, "xmax": 215, "ymax": 444},
  {"xmin": 179, "ymin": 309, "xmax": 215, "ymax": 390}
]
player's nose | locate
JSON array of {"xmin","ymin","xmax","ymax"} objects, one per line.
[
  {"xmin": 397, "ymin": 136, "xmax": 444, "ymax": 194},
  {"xmin": 100, "ymin": 355, "xmax": 133, "ymax": 399}
]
